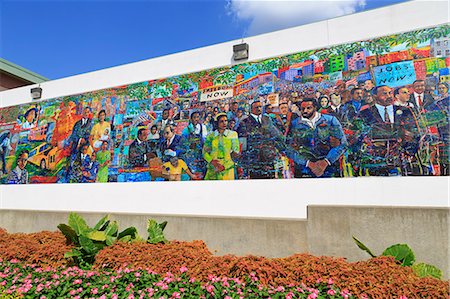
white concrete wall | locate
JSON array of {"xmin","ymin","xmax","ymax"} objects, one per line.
[{"xmin": 0, "ymin": 0, "xmax": 449, "ymax": 219}]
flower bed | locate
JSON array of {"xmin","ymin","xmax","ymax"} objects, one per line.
[
  {"xmin": 0, "ymin": 260, "xmax": 352, "ymax": 299},
  {"xmin": 0, "ymin": 229, "xmax": 448, "ymax": 298}
]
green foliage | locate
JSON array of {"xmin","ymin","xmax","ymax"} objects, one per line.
[
  {"xmin": 147, "ymin": 219, "xmax": 168, "ymax": 244},
  {"xmin": 57, "ymin": 212, "xmax": 140, "ymax": 268},
  {"xmin": 352, "ymin": 236, "xmax": 376, "ymax": 258},
  {"xmin": 412, "ymin": 262, "xmax": 443, "ymax": 280},
  {"xmin": 382, "ymin": 244, "xmax": 415, "ymax": 266},
  {"xmin": 352, "ymin": 236, "xmax": 443, "ymax": 280}
]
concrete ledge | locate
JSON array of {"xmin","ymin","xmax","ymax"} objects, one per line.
[
  {"xmin": 307, "ymin": 205, "xmax": 450, "ymax": 279},
  {"xmin": 0, "ymin": 206, "xmax": 448, "ymax": 278},
  {"xmin": 0, "ymin": 210, "xmax": 308, "ymax": 258}
]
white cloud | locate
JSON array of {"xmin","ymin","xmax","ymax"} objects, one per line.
[{"xmin": 227, "ymin": 0, "xmax": 367, "ymax": 36}]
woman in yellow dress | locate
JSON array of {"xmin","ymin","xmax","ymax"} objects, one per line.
[
  {"xmin": 90, "ymin": 110, "xmax": 111, "ymax": 152},
  {"xmin": 203, "ymin": 113, "xmax": 240, "ymax": 180}
]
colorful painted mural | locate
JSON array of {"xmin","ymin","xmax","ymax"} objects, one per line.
[{"xmin": 1, "ymin": 25, "xmax": 449, "ymax": 184}]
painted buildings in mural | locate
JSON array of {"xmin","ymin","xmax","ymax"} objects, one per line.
[{"xmin": 0, "ymin": 25, "xmax": 449, "ymax": 184}]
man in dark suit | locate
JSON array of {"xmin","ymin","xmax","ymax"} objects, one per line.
[
  {"xmin": 340, "ymin": 87, "xmax": 365, "ymax": 124},
  {"xmin": 159, "ymin": 125, "xmax": 183, "ymax": 162},
  {"xmin": 68, "ymin": 144, "xmax": 91, "ymax": 183},
  {"xmin": 360, "ymin": 85, "xmax": 419, "ymax": 176},
  {"xmin": 409, "ymin": 80, "xmax": 435, "ymax": 114},
  {"xmin": 236, "ymin": 100, "xmax": 280, "ymax": 179},
  {"xmin": 128, "ymin": 128, "xmax": 155, "ymax": 168},
  {"xmin": 69, "ymin": 107, "xmax": 93, "ymax": 155}
]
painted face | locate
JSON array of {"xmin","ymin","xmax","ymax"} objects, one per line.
[
  {"xmin": 300, "ymin": 101, "xmax": 316, "ymax": 119},
  {"xmin": 364, "ymin": 80, "xmax": 374, "ymax": 91},
  {"xmin": 413, "ymin": 81, "xmax": 426, "ymax": 94},
  {"xmin": 17, "ymin": 153, "xmax": 28, "ymax": 170},
  {"xmin": 217, "ymin": 116, "xmax": 228, "ymax": 131},
  {"xmin": 396, "ymin": 88, "xmax": 410, "ymax": 103},
  {"xmin": 81, "ymin": 146, "xmax": 89, "ymax": 155},
  {"xmin": 320, "ymin": 97, "xmax": 329, "ymax": 108},
  {"xmin": 191, "ymin": 113, "xmax": 200, "ymax": 125},
  {"xmin": 438, "ymin": 84, "xmax": 448, "ymax": 95},
  {"xmin": 365, "ymin": 95, "xmax": 374, "ymax": 104},
  {"xmin": 375, "ymin": 86, "xmax": 394, "ymax": 106},
  {"xmin": 98, "ymin": 111, "xmax": 106, "ymax": 122},
  {"xmin": 101, "ymin": 141, "xmax": 108, "ymax": 150},
  {"xmin": 82, "ymin": 108, "xmax": 90, "ymax": 118},
  {"xmin": 251, "ymin": 102, "xmax": 262, "ymax": 116},
  {"xmin": 163, "ymin": 128, "xmax": 173, "ymax": 140},
  {"xmin": 330, "ymin": 94, "xmax": 341, "ymax": 106},
  {"xmin": 279, "ymin": 104, "xmax": 289, "ymax": 115},
  {"xmin": 352, "ymin": 89, "xmax": 364, "ymax": 101},
  {"xmin": 170, "ymin": 157, "xmax": 179, "ymax": 167},
  {"xmin": 162, "ymin": 110, "xmax": 169, "ymax": 120},
  {"xmin": 26, "ymin": 110, "xmax": 36, "ymax": 123},
  {"xmin": 139, "ymin": 129, "xmax": 148, "ymax": 141}
]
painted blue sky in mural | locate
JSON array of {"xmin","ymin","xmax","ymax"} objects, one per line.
[{"xmin": 1, "ymin": 0, "xmax": 409, "ymax": 80}]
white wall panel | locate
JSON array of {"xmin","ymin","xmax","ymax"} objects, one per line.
[{"xmin": 1, "ymin": 0, "xmax": 449, "ymax": 219}]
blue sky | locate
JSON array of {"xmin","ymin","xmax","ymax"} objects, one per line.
[{"xmin": 1, "ymin": 0, "xmax": 408, "ymax": 80}]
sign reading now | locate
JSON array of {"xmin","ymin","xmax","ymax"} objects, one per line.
[{"xmin": 200, "ymin": 89, "xmax": 234, "ymax": 102}]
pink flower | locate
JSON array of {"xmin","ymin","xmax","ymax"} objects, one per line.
[
  {"xmin": 69, "ymin": 290, "xmax": 76, "ymax": 296},
  {"xmin": 399, "ymin": 297, "xmax": 408, "ymax": 299},
  {"xmin": 91, "ymin": 288, "xmax": 98, "ymax": 295},
  {"xmin": 72, "ymin": 279, "xmax": 82, "ymax": 285},
  {"xmin": 286, "ymin": 292, "xmax": 294, "ymax": 299},
  {"xmin": 327, "ymin": 289, "xmax": 336, "ymax": 295},
  {"xmin": 206, "ymin": 285, "xmax": 215, "ymax": 293},
  {"xmin": 341, "ymin": 289, "xmax": 351, "ymax": 299},
  {"xmin": 327, "ymin": 278, "xmax": 334, "ymax": 285},
  {"xmin": 171, "ymin": 292, "xmax": 181, "ymax": 298},
  {"xmin": 307, "ymin": 293, "xmax": 318, "ymax": 299},
  {"xmin": 180, "ymin": 266, "xmax": 188, "ymax": 273}
]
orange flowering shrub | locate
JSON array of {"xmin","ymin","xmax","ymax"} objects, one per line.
[
  {"xmin": 0, "ymin": 229, "xmax": 72, "ymax": 268},
  {"xmin": 0, "ymin": 229, "xmax": 448, "ymax": 298}
]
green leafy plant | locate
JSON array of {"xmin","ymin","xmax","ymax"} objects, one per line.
[
  {"xmin": 412, "ymin": 263, "xmax": 443, "ymax": 280},
  {"xmin": 382, "ymin": 244, "xmax": 415, "ymax": 267},
  {"xmin": 57, "ymin": 212, "xmax": 140, "ymax": 268},
  {"xmin": 147, "ymin": 219, "xmax": 168, "ymax": 244},
  {"xmin": 352, "ymin": 236, "xmax": 442, "ymax": 279}
]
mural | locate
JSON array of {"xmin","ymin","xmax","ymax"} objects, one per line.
[{"xmin": 1, "ymin": 25, "xmax": 449, "ymax": 184}]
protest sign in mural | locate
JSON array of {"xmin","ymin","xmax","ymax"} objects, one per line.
[{"xmin": 0, "ymin": 25, "xmax": 449, "ymax": 185}]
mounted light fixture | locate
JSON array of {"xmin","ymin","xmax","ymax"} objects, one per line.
[
  {"xmin": 31, "ymin": 86, "xmax": 42, "ymax": 100},
  {"xmin": 233, "ymin": 43, "xmax": 249, "ymax": 61}
]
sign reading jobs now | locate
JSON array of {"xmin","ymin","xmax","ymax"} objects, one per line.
[{"xmin": 374, "ymin": 61, "xmax": 416, "ymax": 88}]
